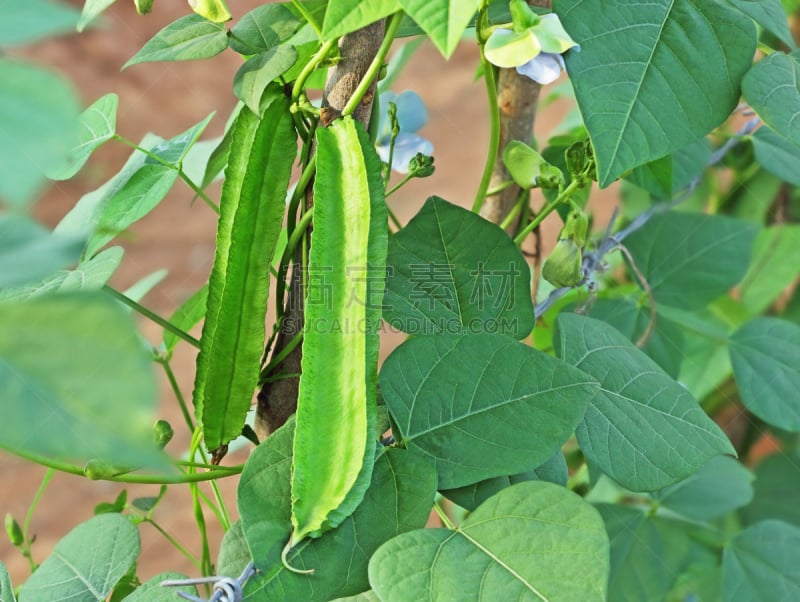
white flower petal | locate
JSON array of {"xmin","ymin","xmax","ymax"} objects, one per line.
[{"xmin": 516, "ymin": 53, "xmax": 565, "ymax": 85}]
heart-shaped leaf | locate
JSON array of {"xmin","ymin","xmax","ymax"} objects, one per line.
[{"xmin": 369, "ymin": 481, "xmax": 609, "ymax": 601}]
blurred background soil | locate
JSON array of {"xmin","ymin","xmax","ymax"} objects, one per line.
[{"xmin": 1, "ymin": 0, "xmax": 614, "ymax": 587}]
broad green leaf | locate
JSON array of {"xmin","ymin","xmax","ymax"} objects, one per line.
[
  {"xmin": 0, "ymin": 60, "xmax": 80, "ymax": 206},
  {"xmin": 47, "ymin": 93, "xmax": 118, "ymax": 181},
  {"xmin": 751, "ymin": 126, "xmax": 800, "ymax": 186},
  {"xmin": 217, "ymin": 521, "xmax": 251, "ymax": 578},
  {"xmin": 660, "ymin": 304, "xmax": 733, "ymax": 401},
  {"xmin": 396, "ymin": 0, "xmax": 480, "ymax": 57},
  {"xmin": 739, "ymin": 224, "xmax": 800, "ymax": 314},
  {"xmin": 597, "ymin": 504, "xmax": 690, "ymax": 602},
  {"xmin": 624, "ymin": 211, "xmax": 758, "ymax": 310},
  {"xmin": 123, "ymin": 15, "xmax": 228, "ymax": 68},
  {"xmin": 146, "ymin": 113, "xmax": 215, "ymax": 165},
  {"xmin": 726, "ymin": 0, "xmax": 796, "ymax": 48},
  {"xmin": 0, "ymin": 562, "xmax": 15, "ymax": 602},
  {"xmin": 194, "ymin": 100, "xmax": 295, "ymax": 453},
  {"xmin": 583, "ymin": 297, "xmax": 685, "ymax": 378},
  {"xmin": 627, "ymin": 138, "xmax": 712, "ymax": 199},
  {"xmin": 0, "ymin": 0, "xmax": 79, "ymax": 47},
  {"xmin": 384, "ymin": 196, "xmax": 534, "ymax": 338},
  {"xmin": 741, "ymin": 452, "xmax": 800, "ymax": 528},
  {"xmin": 80, "ymin": 115, "xmax": 212, "ymax": 257},
  {"xmin": 55, "ymin": 133, "xmax": 162, "ymax": 244},
  {"xmin": 163, "ymin": 284, "xmax": 208, "ymax": 354},
  {"xmin": 727, "ymin": 168, "xmax": 782, "ymax": 224},
  {"xmin": 77, "ymin": 0, "xmax": 117, "ymax": 32},
  {"xmin": 123, "ymin": 573, "xmax": 196, "ymax": 601},
  {"xmin": 723, "ymin": 520, "xmax": 800, "ymax": 601},
  {"xmin": 556, "ymin": 313, "xmax": 735, "ymax": 491},
  {"xmin": 743, "ymin": 50, "xmax": 800, "ymax": 142},
  {"xmin": 18, "ymin": 514, "xmax": 139, "ymax": 602},
  {"xmin": 440, "ymin": 451, "xmax": 567, "ymax": 512},
  {"xmin": 233, "ymin": 46, "xmax": 299, "ymax": 116},
  {"xmin": 380, "ymin": 333, "xmax": 597, "ymax": 488},
  {"xmin": 322, "ymin": 0, "xmax": 400, "ymax": 40},
  {"xmin": 558, "ymin": 0, "xmax": 755, "ymax": 186},
  {"xmin": 0, "ymin": 294, "xmax": 162, "ymax": 468},
  {"xmin": 369, "ymin": 481, "xmax": 609, "ymax": 601},
  {"xmin": 200, "ymin": 104, "xmax": 243, "ymax": 190},
  {"xmin": 88, "ymin": 165, "xmax": 178, "ymax": 257},
  {"xmin": 290, "ymin": 118, "xmax": 388, "ymax": 547},
  {"xmin": 0, "ymin": 246, "xmax": 123, "ymax": 302},
  {"xmin": 0, "ymin": 214, "xmax": 83, "ymax": 289},
  {"xmin": 229, "ymin": 4, "xmax": 300, "ymax": 54},
  {"xmin": 653, "ymin": 455, "xmax": 754, "ymax": 521},
  {"xmin": 331, "ymin": 593, "xmax": 382, "ymax": 602},
  {"xmin": 237, "ymin": 421, "xmax": 436, "ymax": 600},
  {"xmin": 729, "ymin": 317, "xmax": 800, "ymax": 431}
]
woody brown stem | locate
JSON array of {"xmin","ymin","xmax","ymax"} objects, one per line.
[{"xmin": 255, "ymin": 21, "xmax": 385, "ymax": 438}]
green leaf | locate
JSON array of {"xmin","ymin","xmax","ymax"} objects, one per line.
[
  {"xmin": 200, "ymin": 104, "xmax": 243, "ymax": 190},
  {"xmin": 0, "ymin": 562, "xmax": 15, "ymax": 602},
  {"xmin": 556, "ymin": 313, "xmax": 735, "ymax": 491},
  {"xmin": 146, "ymin": 112, "xmax": 215, "ymax": 165},
  {"xmin": 0, "ymin": 0, "xmax": 79, "ymax": 48},
  {"xmin": 0, "ymin": 60, "xmax": 80, "ymax": 206},
  {"xmin": 122, "ymin": 573, "xmax": 197, "ymax": 601},
  {"xmin": 18, "ymin": 514, "xmax": 139, "ymax": 602},
  {"xmin": 289, "ymin": 117, "xmax": 388, "ymax": 547},
  {"xmin": 217, "ymin": 521, "xmax": 251, "ymax": 578},
  {"xmin": 743, "ymin": 50, "xmax": 800, "ymax": 141},
  {"xmin": 384, "ymin": 196, "xmax": 534, "ymax": 338},
  {"xmin": 0, "ymin": 214, "xmax": 84, "ymax": 289},
  {"xmin": 723, "ymin": 520, "xmax": 800, "ymax": 601},
  {"xmin": 0, "ymin": 246, "xmax": 123, "ymax": 302},
  {"xmin": 624, "ymin": 211, "xmax": 758, "ymax": 310},
  {"xmin": 230, "ymin": 4, "xmax": 301, "ymax": 54},
  {"xmin": 741, "ymin": 452, "xmax": 800, "ymax": 528},
  {"xmin": 123, "ymin": 14, "xmax": 228, "ymax": 68},
  {"xmin": 237, "ymin": 421, "xmax": 436, "ymax": 600},
  {"xmin": 627, "ymin": 138, "xmax": 712, "ymax": 199},
  {"xmin": 163, "ymin": 284, "xmax": 208, "ymax": 354},
  {"xmin": 47, "ymin": 93, "xmax": 118, "ymax": 181},
  {"xmin": 233, "ymin": 47, "xmax": 298, "ymax": 116},
  {"xmin": 739, "ymin": 224, "xmax": 800, "ymax": 314},
  {"xmin": 440, "ymin": 451, "xmax": 567, "ymax": 512},
  {"xmin": 582, "ymin": 297, "xmax": 685, "ymax": 378},
  {"xmin": 77, "ymin": 0, "xmax": 117, "ymax": 32},
  {"xmin": 369, "ymin": 481, "xmax": 609, "ymax": 601},
  {"xmin": 322, "ymin": 0, "xmax": 399, "ymax": 40},
  {"xmin": 396, "ymin": 0, "xmax": 480, "ymax": 57},
  {"xmin": 557, "ymin": 0, "xmax": 755, "ymax": 186},
  {"xmin": 726, "ymin": 0, "xmax": 796, "ymax": 49},
  {"xmin": 380, "ymin": 333, "xmax": 596, "ymax": 489},
  {"xmin": 194, "ymin": 100, "xmax": 295, "ymax": 453},
  {"xmin": 653, "ymin": 455, "xmax": 754, "ymax": 521},
  {"xmin": 729, "ymin": 317, "xmax": 800, "ymax": 431},
  {"xmin": 0, "ymin": 294, "xmax": 162, "ymax": 467},
  {"xmin": 751, "ymin": 126, "xmax": 800, "ymax": 186},
  {"xmin": 597, "ymin": 504, "xmax": 690, "ymax": 602},
  {"xmin": 330, "ymin": 593, "xmax": 382, "ymax": 602}
]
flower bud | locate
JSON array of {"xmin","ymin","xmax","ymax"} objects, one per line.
[
  {"xmin": 134, "ymin": 0, "xmax": 154, "ymax": 15},
  {"xmin": 153, "ymin": 420, "xmax": 174, "ymax": 449},
  {"xmin": 408, "ymin": 153, "xmax": 435, "ymax": 178},
  {"xmin": 5, "ymin": 513, "xmax": 23, "ymax": 547},
  {"xmin": 187, "ymin": 0, "xmax": 231, "ymax": 22}
]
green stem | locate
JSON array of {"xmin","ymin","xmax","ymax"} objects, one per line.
[
  {"xmin": 291, "ymin": 0, "xmax": 322, "ymax": 38},
  {"xmin": 113, "ymin": 135, "xmax": 219, "ymax": 215},
  {"xmin": 20, "ymin": 468, "xmax": 54, "ymax": 572},
  {"xmin": 471, "ymin": 47, "xmax": 501, "ymax": 213},
  {"xmin": 104, "ymin": 286, "xmax": 200, "ymax": 349},
  {"xmin": 499, "ymin": 188, "xmax": 529, "ymax": 231},
  {"xmin": 287, "ymin": 155, "xmax": 317, "ymax": 234},
  {"xmin": 386, "ymin": 203, "xmax": 402, "ymax": 231},
  {"xmin": 188, "ymin": 431, "xmax": 212, "ymax": 577},
  {"xmin": 260, "ymin": 329, "xmax": 303, "ymax": 383},
  {"xmin": 143, "ymin": 519, "xmax": 202, "ymax": 570},
  {"xmin": 158, "ymin": 358, "xmax": 196, "ymax": 433},
  {"xmin": 341, "ymin": 12, "xmax": 404, "ymax": 117},
  {"xmin": 386, "ymin": 173, "xmax": 413, "ymax": 198},
  {"xmin": 292, "ymin": 39, "xmax": 338, "ymax": 104},
  {"xmin": 486, "ymin": 180, "xmax": 515, "ymax": 197},
  {"xmin": 513, "ymin": 179, "xmax": 583, "ymax": 246},
  {"xmin": 432, "ymin": 499, "xmax": 456, "ymax": 530}
]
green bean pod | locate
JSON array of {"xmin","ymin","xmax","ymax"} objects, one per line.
[
  {"xmin": 193, "ymin": 94, "xmax": 295, "ymax": 454},
  {"xmin": 285, "ymin": 117, "xmax": 388, "ymax": 567}
]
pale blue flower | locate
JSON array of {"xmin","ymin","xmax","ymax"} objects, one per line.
[{"xmin": 375, "ymin": 90, "xmax": 433, "ymax": 174}]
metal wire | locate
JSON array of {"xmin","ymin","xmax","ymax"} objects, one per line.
[{"xmin": 161, "ymin": 562, "xmax": 256, "ymax": 602}]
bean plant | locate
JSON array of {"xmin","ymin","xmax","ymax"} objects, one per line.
[{"xmin": 2, "ymin": 0, "xmax": 800, "ymax": 600}]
